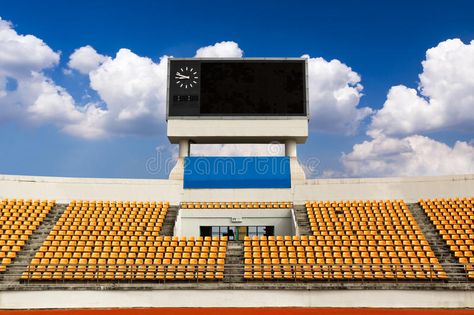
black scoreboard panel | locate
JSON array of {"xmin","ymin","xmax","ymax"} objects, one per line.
[{"xmin": 168, "ymin": 59, "xmax": 307, "ymax": 117}]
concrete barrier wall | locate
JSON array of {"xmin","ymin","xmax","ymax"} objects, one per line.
[
  {"xmin": 0, "ymin": 175, "xmax": 183, "ymax": 204},
  {"xmin": 294, "ymin": 174, "xmax": 474, "ymax": 203},
  {"xmin": 0, "ymin": 173, "xmax": 473, "ymax": 204},
  {"xmin": 1, "ymin": 289, "xmax": 473, "ymax": 309}
]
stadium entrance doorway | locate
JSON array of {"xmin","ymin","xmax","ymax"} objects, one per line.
[{"xmin": 200, "ymin": 226, "xmax": 275, "ymax": 240}]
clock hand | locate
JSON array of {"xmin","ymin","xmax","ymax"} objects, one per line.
[{"xmin": 175, "ymin": 75, "xmax": 190, "ymax": 79}]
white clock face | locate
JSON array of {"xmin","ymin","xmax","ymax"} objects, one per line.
[{"xmin": 175, "ymin": 66, "xmax": 199, "ymax": 89}]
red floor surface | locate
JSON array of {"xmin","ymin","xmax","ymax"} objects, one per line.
[{"xmin": 1, "ymin": 308, "xmax": 473, "ymax": 315}]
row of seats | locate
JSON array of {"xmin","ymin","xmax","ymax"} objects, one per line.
[
  {"xmin": 68, "ymin": 200, "xmax": 169, "ymax": 207},
  {"xmin": 420, "ymin": 198, "xmax": 474, "ymax": 279},
  {"xmin": 181, "ymin": 201, "xmax": 293, "ymax": 209},
  {"xmin": 23, "ymin": 200, "xmax": 227, "ymax": 281},
  {"xmin": 0, "ymin": 199, "xmax": 55, "ymax": 272}
]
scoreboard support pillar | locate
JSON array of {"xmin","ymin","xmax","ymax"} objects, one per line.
[
  {"xmin": 178, "ymin": 139, "xmax": 190, "ymax": 158},
  {"xmin": 285, "ymin": 139, "xmax": 306, "ymax": 184},
  {"xmin": 285, "ymin": 140, "xmax": 297, "ymax": 157},
  {"xmin": 169, "ymin": 140, "xmax": 189, "ymax": 180}
]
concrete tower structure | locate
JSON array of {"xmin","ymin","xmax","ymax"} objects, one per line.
[{"xmin": 166, "ymin": 58, "xmax": 308, "ymax": 186}]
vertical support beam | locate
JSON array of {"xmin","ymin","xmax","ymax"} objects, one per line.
[
  {"xmin": 285, "ymin": 140, "xmax": 297, "ymax": 157},
  {"xmin": 170, "ymin": 139, "xmax": 189, "ymax": 180},
  {"xmin": 285, "ymin": 139, "xmax": 306, "ymax": 183},
  {"xmin": 179, "ymin": 139, "xmax": 190, "ymax": 158}
]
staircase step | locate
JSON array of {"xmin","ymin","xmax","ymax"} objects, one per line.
[
  {"xmin": 293, "ymin": 205, "xmax": 312, "ymax": 236},
  {"xmin": 408, "ymin": 203, "xmax": 467, "ymax": 282},
  {"xmin": 159, "ymin": 206, "xmax": 179, "ymax": 236},
  {"xmin": 224, "ymin": 241, "xmax": 244, "ymax": 283}
]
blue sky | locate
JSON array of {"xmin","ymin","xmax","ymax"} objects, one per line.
[{"xmin": 0, "ymin": 0, "xmax": 473, "ymax": 179}]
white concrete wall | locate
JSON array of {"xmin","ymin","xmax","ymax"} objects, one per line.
[
  {"xmin": 294, "ymin": 174, "xmax": 474, "ymax": 203},
  {"xmin": 175, "ymin": 208, "xmax": 293, "ymax": 236},
  {"xmin": 1, "ymin": 289, "xmax": 473, "ymax": 309},
  {"xmin": 0, "ymin": 173, "xmax": 473, "ymax": 205},
  {"xmin": 183, "ymin": 188, "xmax": 293, "ymax": 202},
  {"xmin": 0, "ymin": 174, "xmax": 183, "ymax": 204}
]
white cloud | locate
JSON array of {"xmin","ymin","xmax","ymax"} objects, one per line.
[
  {"xmin": 369, "ymin": 38, "xmax": 474, "ymax": 137},
  {"xmin": 0, "ymin": 18, "xmax": 58, "ymax": 78},
  {"xmin": 81, "ymin": 49, "xmax": 169, "ymax": 137},
  {"xmin": 62, "ymin": 103, "xmax": 107, "ymax": 139},
  {"xmin": 0, "ymin": 16, "xmax": 170, "ymax": 139},
  {"xmin": 0, "ymin": 17, "xmax": 174, "ymax": 139},
  {"xmin": 68, "ymin": 45, "xmax": 109, "ymax": 75},
  {"xmin": 303, "ymin": 55, "xmax": 373, "ymax": 134},
  {"xmin": 26, "ymin": 75, "xmax": 82, "ymax": 123},
  {"xmin": 341, "ymin": 134, "xmax": 474, "ymax": 177},
  {"xmin": 340, "ymin": 38, "xmax": 474, "ymax": 178},
  {"xmin": 194, "ymin": 41, "xmax": 243, "ymax": 58},
  {"xmin": 0, "ymin": 18, "xmax": 83, "ymax": 128}
]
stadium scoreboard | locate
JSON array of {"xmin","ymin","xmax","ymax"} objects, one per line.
[{"xmin": 167, "ymin": 58, "xmax": 308, "ymax": 118}]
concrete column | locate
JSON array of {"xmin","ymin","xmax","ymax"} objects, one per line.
[
  {"xmin": 178, "ymin": 139, "xmax": 190, "ymax": 157},
  {"xmin": 285, "ymin": 139, "xmax": 297, "ymax": 157}
]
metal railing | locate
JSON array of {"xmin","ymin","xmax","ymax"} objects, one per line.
[
  {"xmin": 290, "ymin": 208, "xmax": 300, "ymax": 236},
  {"xmin": 0, "ymin": 262, "xmax": 472, "ymax": 285}
]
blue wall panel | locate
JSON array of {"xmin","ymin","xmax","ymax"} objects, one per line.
[{"xmin": 183, "ymin": 156, "xmax": 291, "ymax": 189}]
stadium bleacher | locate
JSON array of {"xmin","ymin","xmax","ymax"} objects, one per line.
[
  {"xmin": 21, "ymin": 200, "xmax": 226, "ymax": 281},
  {"xmin": 0, "ymin": 198, "xmax": 55, "ymax": 273},
  {"xmin": 254, "ymin": 199, "xmax": 447, "ymax": 280},
  {"xmin": 419, "ymin": 197, "xmax": 474, "ymax": 279},
  {"xmin": 3, "ymin": 197, "xmax": 472, "ymax": 283}
]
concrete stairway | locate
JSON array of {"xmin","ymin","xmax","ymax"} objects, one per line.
[
  {"xmin": 223, "ymin": 241, "xmax": 244, "ymax": 283},
  {"xmin": 0, "ymin": 203, "xmax": 67, "ymax": 284},
  {"xmin": 159, "ymin": 206, "xmax": 179, "ymax": 236},
  {"xmin": 408, "ymin": 203, "xmax": 467, "ymax": 281},
  {"xmin": 293, "ymin": 205, "xmax": 312, "ymax": 236}
]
